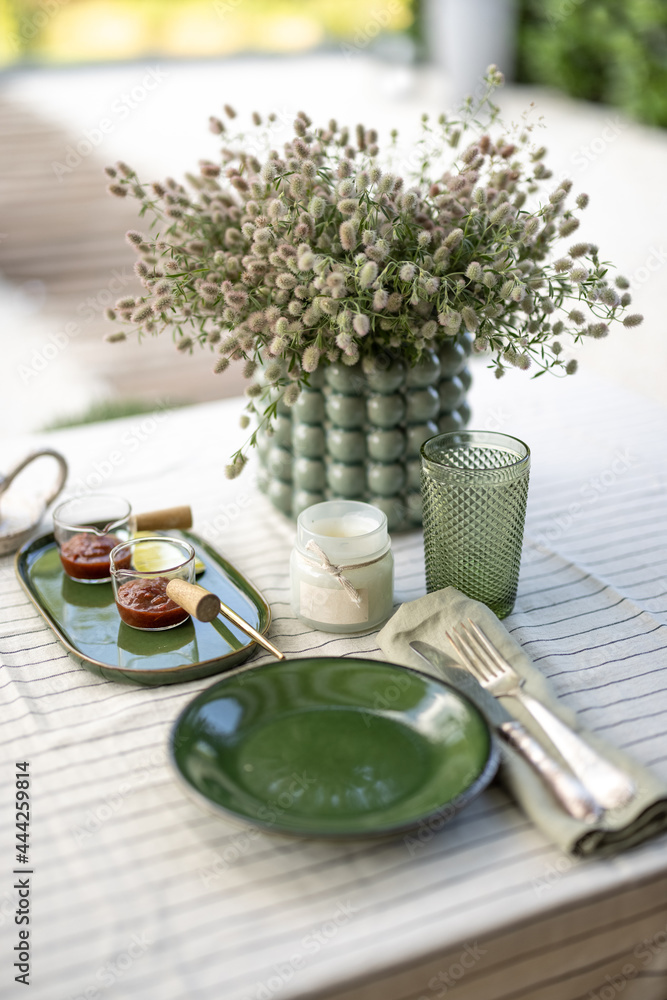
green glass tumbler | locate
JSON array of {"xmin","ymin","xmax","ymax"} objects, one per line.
[{"xmin": 420, "ymin": 430, "xmax": 530, "ymax": 619}]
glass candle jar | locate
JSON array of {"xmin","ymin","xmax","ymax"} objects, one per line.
[
  {"xmin": 53, "ymin": 494, "xmax": 131, "ymax": 583},
  {"xmin": 110, "ymin": 536, "xmax": 196, "ymax": 631},
  {"xmin": 290, "ymin": 500, "xmax": 394, "ymax": 633}
]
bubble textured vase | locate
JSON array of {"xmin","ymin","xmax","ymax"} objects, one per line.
[{"xmin": 257, "ymin": 336, "xmax": 473, "ymax": 531}]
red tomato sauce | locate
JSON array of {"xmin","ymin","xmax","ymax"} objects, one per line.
[
  {"xmin": 115, "ymin": 577, "xmax": 188, "ymax": 630},
  {"xmin": 59, "ymin": 532, "xmax": 128, "ymax": 581}
]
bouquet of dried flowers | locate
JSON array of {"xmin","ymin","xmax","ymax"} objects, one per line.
[{"xmin": 106, "ymin": 68, "xmax": 641, "ymax": 476}]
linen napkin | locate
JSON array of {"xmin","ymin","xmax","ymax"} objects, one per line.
[{"xmin": 377, "ymin": 587, "xmax": 667, "ymax": 857}]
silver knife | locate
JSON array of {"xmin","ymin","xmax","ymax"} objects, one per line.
[{"xmin": 410, "ymin": 640, "xmax": 602, "ymax": 824}]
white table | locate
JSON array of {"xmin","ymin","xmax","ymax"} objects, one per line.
[{"xmin": 2, "ymin": 362, "xmax": 667, "ymax": 1000}]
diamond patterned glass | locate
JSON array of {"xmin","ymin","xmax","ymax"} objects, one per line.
[{"xmin": 420, "ymin": 431, "xmax": 530, "ymax": 619}]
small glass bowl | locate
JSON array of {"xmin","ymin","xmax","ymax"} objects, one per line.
[
  {"xmin": 109, "ymin": 536, "xmax": 196, "ymax": 631},
  {"xmin": 53, "ymin": 494, "xmax": 132, "ymax": 584}
]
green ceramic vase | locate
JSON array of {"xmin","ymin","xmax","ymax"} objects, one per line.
[{"xmin": 257, "ymin": 335, "xmax": 473, "ymax": 531}]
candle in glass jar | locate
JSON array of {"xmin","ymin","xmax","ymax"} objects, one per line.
[{"xmin": 290, "ymin": 500, "xmax": 394, "ymax": 633}]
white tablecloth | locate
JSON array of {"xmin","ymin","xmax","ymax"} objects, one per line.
[{"xmin": 2, "ymin": 363, "xmax": 667, "ymax": 1000}]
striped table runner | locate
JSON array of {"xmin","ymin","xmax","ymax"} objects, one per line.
[{"xmin": 2, "ymin": 364, "xmax": 667, "ymax": 1000}]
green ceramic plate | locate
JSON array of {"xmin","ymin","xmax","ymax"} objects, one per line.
[
  {"xmin": 169, "ymin": 658, "xmax": 499, "ymax": 837},
  {"xmin": 15, "ymin": 531, "xmax": 271, "ymax": 685}
]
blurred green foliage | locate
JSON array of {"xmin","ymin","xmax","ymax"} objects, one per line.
[
  {"xmin": 41, "ymin": 398, "xmax": 185, "ymax": 430},
  {"xmin": 1, "ymin": 0, "xmax": 414, "ymax": 65},
  {"xmin": 518, "ymin": 0, "xmax": 667, "ymax": 127}
]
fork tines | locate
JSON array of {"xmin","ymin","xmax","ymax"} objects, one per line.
[{"xmin": 446, "ymin": 619, "xmax": 507, "ymax": 682}]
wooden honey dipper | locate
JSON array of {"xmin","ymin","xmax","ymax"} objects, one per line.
[{"xmin": 166, "ymin": 579, "xmax": 285, "ymax": 660}]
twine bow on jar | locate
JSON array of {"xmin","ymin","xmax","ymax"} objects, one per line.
[{"xmin": 304, "ymin": 539, "xmax": 363, "ymax": 607}]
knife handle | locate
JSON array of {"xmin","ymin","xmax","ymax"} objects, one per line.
[
  {"xmin": 517, "ymin": 691, "xmax": 636, "ymax": 810},
  {"xmin": 500, "ymin": 721, "xmax": 602, "ymax": 823}
]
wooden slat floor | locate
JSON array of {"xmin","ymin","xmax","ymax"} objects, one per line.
[{"xmin": 0, "ymin": 95, "xmax": 245, "ymax": 412}]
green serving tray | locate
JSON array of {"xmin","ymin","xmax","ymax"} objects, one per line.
[{"xmin": 15, "ymin": 531, "xmax": 271, "ymax": 685}]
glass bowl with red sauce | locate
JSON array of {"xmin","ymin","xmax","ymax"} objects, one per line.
[
  {"xmin": 53, "ymin": 495, "xmax": 132, "ymax": 583},
  {"xmin": 110, "ymin": 537, "xmax": 196, "ymax": 631}
]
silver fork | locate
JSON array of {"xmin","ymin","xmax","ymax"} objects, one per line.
[{"xmin": 447, "ymin": 620, "xmax": 636, "ymax": 811}]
